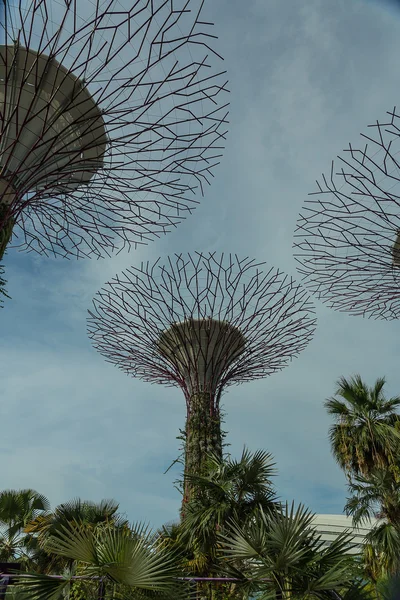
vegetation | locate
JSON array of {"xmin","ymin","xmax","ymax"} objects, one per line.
[
  {"xmin": 0, "ymin": 448, "xmax": 367, "ymax": 600},
  {"xmin": 326, "ymin": 375, "xmax": 400, "ymax": 593},
  {"xmin": 0, "ymin": 202, "xmax": 13, "ymax": 305},
  {"xmin": 325, "ymin": 375, "xmax": 400, "ymax": 480},
  {"xmin": 0, "ymin": 204, "xmax": 13, "ymax": 263},
  {"xmin": 157, "ymin": 448, "xmax": 368, "ymax": 600},
  {"xmin": 5, "ymin": 499, "xmax": 188, "ymax": 600},
  {"xmin": 159, "ymin": 448, "xmax": 280, "ymax": 599},
  {"xmin": 0, "ymin": 489, "xmax": 50, "ymax": 566},
  {"xmin": 2, "ymin": 373, "xmax": 400, "ymax": 600},
  {"xmin": 183, "ymin": 392, "xmax": 223, "ymax": 510},
  {"xmin": 219, "ymin": 502, "xmax": 366, "ymax": 600}
]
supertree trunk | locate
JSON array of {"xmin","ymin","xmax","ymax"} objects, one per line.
[
  {"xmin": 0, "ymin": 206, "xmax": 13, "ymax": 261},
  {"xmin": 182, "ymin": 391, "xmax": 223, "ymax": 511}
]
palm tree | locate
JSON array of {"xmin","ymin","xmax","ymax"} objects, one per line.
[
  {"xmin": 345, "ymin": 468, "xmax": 400, "ymax": 584},
  {"xmin": 181, "ymin": 447, "xmax": 278, "ymax": 540},
  {"xmin": 158, "ymin": 448, "xmax": 279, "ymax": 600},
  {"xmin": 345, "ymin": 469, "xmax": 400, "ymax": 527},
  {"xmin": 25, "ymin": 498, "xmax": 126, "ymax": 539},
  {"xmin": 24, "ymin": 498, "xmax": 131, "ymax": 598},
  {"xmin": 14, "ymin": 519, "xmax": 189, "ymax": 600},
  {"xmin": 325, "ymin": 376, "xmax": 400, "ymax": 480},
  {"xmin": 219, "ymin": 502, "xmax": 365, "ymax": 600},
  {"xmin": 0, "ymin": 489, "xmax": 50, "ymax": 566}
]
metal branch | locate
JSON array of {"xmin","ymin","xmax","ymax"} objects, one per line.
[
  {"xmin": 87, "ymin": 252, "xmax": 316, "ymax": 507},
  {"xmin": 0, "ymin": 0, "xmax": 229, "ymax": 258},
  {"xmin": 88, "ymin": 252, "xmax": 316, "ymax": 389},
  {"xmin": 294, "ymin": 106, "xmax": 400, "ymax": 320}
]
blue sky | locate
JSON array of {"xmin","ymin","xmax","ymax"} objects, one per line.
[{"xmin": 2, "ymin": 0, "xmax": 400, "ymax": 529}]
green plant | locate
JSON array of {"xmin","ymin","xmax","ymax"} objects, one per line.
[
  {"xmin": 15, "ymin": 520, "xmax": 188, "ymax": 600},
  {"xmin": 325, "ymin": 376, "xmax": 400, "ymax": 480},
  {"xmin": 219, "ymin": 502, "xmax": 364, "ymax": 600},
  {"xmin": 0, "ymin": 489, "xmax": 50, "ymax": 566},
  {"xmin": 159, "ymin": 448, "xmax": 279, "ymax": 600}
]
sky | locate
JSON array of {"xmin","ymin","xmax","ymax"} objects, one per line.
[{"xmin": 2, "ymin": 0, "xmax": 400, "ymax": 530}]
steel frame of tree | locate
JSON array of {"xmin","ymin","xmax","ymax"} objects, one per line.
[
  {"xmin": 0, "ymin": 0, "xmax": 229, "ymax": 260},
  {"xmin": 294, "ymin": 106, "xmax": 400, "ymax": 320},
  {"xmin": 87, "ymin": 252, "xmax": 316, "ymax": 509}
]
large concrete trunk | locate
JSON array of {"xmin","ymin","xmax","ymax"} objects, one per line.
[{"xmin": 158, "ymin": 318, "xmax": 246, "ymax": 510}]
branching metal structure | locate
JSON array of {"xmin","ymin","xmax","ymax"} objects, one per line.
[
  {"xmin": 294, "ymin": 106, "xmax": 400, "ymax": 320},
  {"xmin": 87, "ymin": 252, "xmax": 316, "ymax": 508},
  {"xmin": 0, "ymin": 0, "xmax": 228, "ymax": 260}
]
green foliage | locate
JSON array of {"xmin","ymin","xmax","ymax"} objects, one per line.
[
  {"xmin": 219, "ymin": 502, "xmax": 362, "ymax": 600},
  {"xmin": 15, "ymin": 520, "xmax": 187, "ymax": 600},
  {"xmin": 24, "ymin": 498, "xmax": 131, "ymax": 576},
  {"xmin": 165, "ymin": 406, "xmax": 231, "ymax": 501},
  {"xmin": 345, "ymin": 469, "xmax": 400, "ymax": 527},
  {"xmin": 181, "ymin": 448, "xmax": 279, "ymax": 548},
  {"xmin": 183, "ymin": 392, "xmax": 224, "ymax": 508},
  {"xmin": 159, "ymin": 450, "xmax": 297, "ymax": 600},
  {"xmin": 325, "ymin": 375, "xmax": 400, "ymax": 479},
  {"xmin": 326, "ymin": 374, "xmax": 400, "ymax": 589},
  {"xmin": 26, "ymin": 498, "xmax": 125, "ymax": 539},
  {"xmin": 163, "ymin": 448, "xmax": 367, "ymax": 600},
  {"xmin": 0, "ymin": 489, "xmax": 50, "ymax": 565},
  {"xmin": 0, "ymin": 200, "xmax": 14, "ymax": 307}
]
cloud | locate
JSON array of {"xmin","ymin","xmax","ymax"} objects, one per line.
[{"xmin": 3, "ymin": 0, "xmax": 400, "ymax": 530}]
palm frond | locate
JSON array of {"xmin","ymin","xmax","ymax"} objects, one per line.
[
  {"xmin": 0, "ymin": 490, "xmax": 50, "ymax": 526},
  {"xmin": 14, "ymin": 574, "xmax": 71, "ymax": 600},
  {"xmin": 364, "ymin": 522, "xmax": 400, "ymax": 563},
  {"xmin": 40, "ymin": 520, "xmax": 180, "ymax": 592},
  {"xmin": 43, "ymin": 521, "xmax": 98, "ymax": 563},
  {"xmin": 325, "ymin": 398, "xmax": 351, "ymax": 417}
]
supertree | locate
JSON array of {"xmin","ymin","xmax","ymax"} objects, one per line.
[
  {"xmin": 87, "ymin": 252, "xmax": 316, "ymax": 511},
  {"xmin": 294, "ymin": 106, "xmax": 400, "ymax": 320},
  {"xmin": 0, "ymin": 0, "xmax": 228, "ymax": 261}
]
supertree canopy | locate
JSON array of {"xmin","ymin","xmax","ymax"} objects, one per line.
[
  {"xmin": 0, "ymin": 0, "xmax": 228, "ymax": 260},
  {"xmin": 87, "ymin": 252, "xmax": 316, "ymax": 509},
  {"xmin": 294, "ymin": 106, "xmax": 400, "ymax": 320}
]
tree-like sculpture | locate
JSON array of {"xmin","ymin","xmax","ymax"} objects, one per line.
[
  {"xmin": 87, "ymin": 252, "xmax": 316, "ymax": 510},
  {"xmin": 294, "ymin": 106, "xmax": 400, "ymax": 320},
  {"xmin": 0, "ymin": 0, "xmax": 228, "ymax": 260}
]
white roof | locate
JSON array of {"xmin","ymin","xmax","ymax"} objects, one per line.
[{"xmin": 312, "ymin": 514, "xmax": 379, "ymax": 553}]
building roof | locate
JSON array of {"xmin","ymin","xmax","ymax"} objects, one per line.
[{"xmin": 312, "ymin": 514, "xmax": 379, "ymax": 554}]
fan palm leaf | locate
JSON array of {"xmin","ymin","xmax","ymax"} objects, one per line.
[
  {"xmin": 12, "ymin": 573, "xmax": 72, "ymax": 600},
  {"xmin": 25, "ymin": 498, "xmax": 123, "ymax": 538},
  {"xmin": 16, "ymin": 520, "xmax": 184, "ymax": 599},
  {"xmin": 180, "ymin": 448, "xmax": 278, "ymax": 546},
  {"xmin": 0, "ymin": 490, "xmax": 50, "ymax": 534},
  {"xmin": 220, "ymin": 503, "xmax": 317, "ymax": 567},
  {"xmin": 157, "ymin": 449, "xmax": 279, "ymax": 599},
  {"xmin": 219, "ymin": 502, "xmax": 359, "ymax": 600}
]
